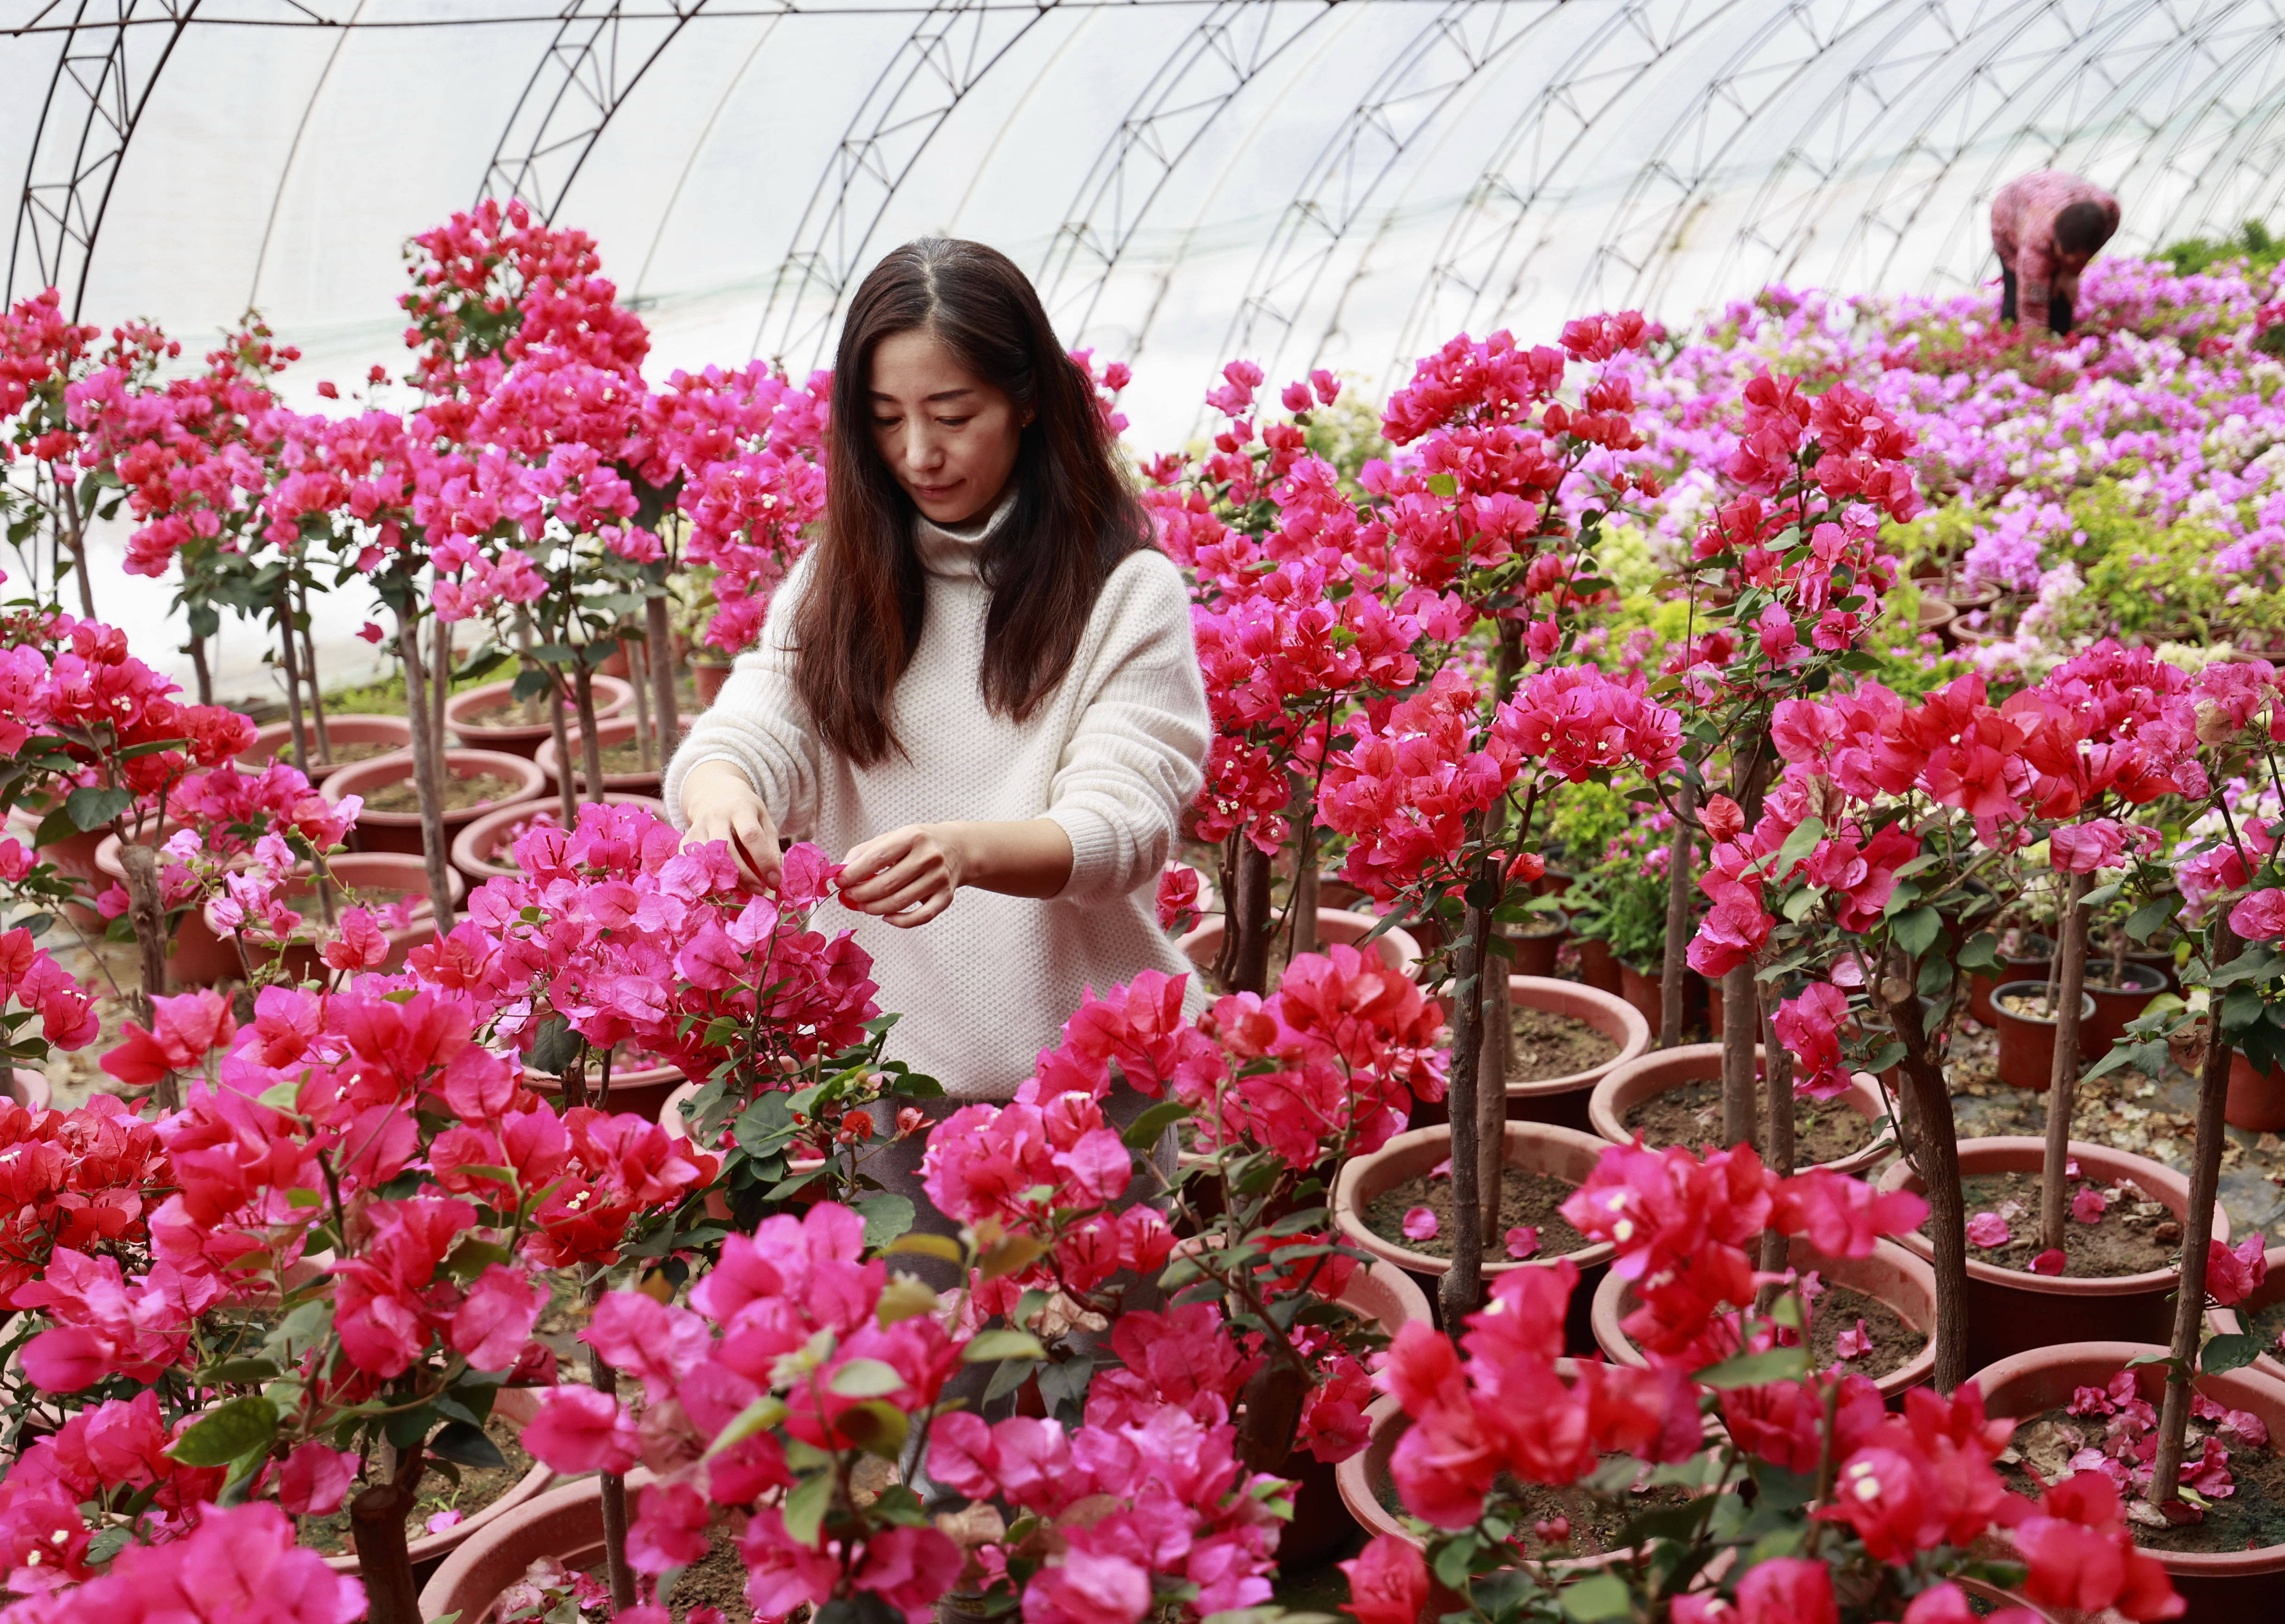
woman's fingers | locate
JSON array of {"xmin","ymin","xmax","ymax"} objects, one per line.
[
  {"xmin": 881, "ymin": 888, "xmax": 953, "ymax": 929},
  {"xmin": 853, "ymin": 870, "xmax": 947, "ymax": 921},
  {"xmin": 728, "ymin": 812, "xmax": 783, "ymax": 888}
]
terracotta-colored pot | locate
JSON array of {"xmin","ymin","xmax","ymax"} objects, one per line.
[
  {"xmin": 2084, "ymin": 960, "xmax": 2167, "ymax": 1058},
  {"xmin": 450, "ymin": 793, "xmax": 668, "ymax": 886},
  {"xmin": 2207, "ymin": 1245, "xmax": 2285, "ymax": 1387},
  {"xmin": 533, "ymin": 715, "xmax": 666, "ymax": 797},
  {"xmin": 1916, "ymin": 594, "xmax": 1957, "ymax": 641},
  {"xmin": 1970, "ymin": 1341, "xmax": 2285, "ymax": 1612},
  {"xmin": 1967, "ymin": 937, "xmax": 2054, "ymax": 1027},
  {"xmin": 1588, "ymin": 1044, "xmax": 1891, "ymax": 1175},
  {"xmin": 237, "ymin": 714, "xmax": 414, "ymax": 773},
  {"xmin": 416, "ymin": 1466, "xmax": 651, "ymax": 1621},
  {"xmin": 1177, "ymin": 907, "xmax": 1424, "ymax": 982},
  {"xmin": 329, "ymin": 1385, "xmax": 554, "ymax": 1578},
  {"xmin": 218, "ymin": 854, "xmax": 467, "ymax": 979},
  {"xmin": 1592, "ymin": 1236, "xmax": 1938, "ymax": 1399},
  {"xmin": 445, "ymin": 675, "xmax": 634, "ymax": 758},
  {"xmin": 1577, "ymin": 935, "xmax": 1622, "ymax": 995},
  {"xmin": 1503, "ymin": 975, "xmax": 1650, "ymax": 1132},
  {"xmin": 94, "ymin": 827, "xmax": 249, "ymax": 987},
  {"xmin": 526, "ymin": 1055, "xmax": 688, "ymax": 1123},
  {"xmin": 1505, "ymin": 919, "xmax": 1567, "ymax": 977},
  {"xmin": 693, "ymin": 660, "xmax": 733, "ymax": 706},
  {"xmin": 1990, "ymin": 980, "xmax": 2097, "ymax": 1091},
  {"xmin": 1878, "ymin": 1138, "xmax": 2224, "ymax": 1369},
  {"xmin": 7, "ymin": 1068, "xmax": 51, "ymax": 1111},
  {"xmin": 322, "ymin": 749, "xmax": 548, "ymax": 857},
  {"xmin": 1617, "ymin": 962, "xmax": 1662, "ymax": 1031},
  {"xmin": 2227, "ymin": 1053, "xmax": 2285, "ymax": 1133},
  {"xmin": 1332, "ymin": 1120, "xmax": 1615, "ymax": 1351}
]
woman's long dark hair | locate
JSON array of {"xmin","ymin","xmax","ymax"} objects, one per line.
[{"xmin": 791, "ymin": 237, "xmax": 1151, "ymax": 765}]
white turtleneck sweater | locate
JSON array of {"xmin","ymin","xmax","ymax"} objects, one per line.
[{"xmin": 663, "ymin": 496, "xmax": 1211, "ymax": 1099}]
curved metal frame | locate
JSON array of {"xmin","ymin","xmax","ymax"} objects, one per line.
[
  {"xmin": 480, "ymin": 0, "xmax": 716, "ymax": 223},
  {"xmin": 8, "ymin": 0, "xmax": 199, "ymax": 314}
]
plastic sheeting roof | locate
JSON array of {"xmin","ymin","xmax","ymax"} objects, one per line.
[{"xmin": 7, "ymin": 0, "xmax": 2285, "ymax": 694}]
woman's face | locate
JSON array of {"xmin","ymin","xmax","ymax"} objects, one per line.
[{"xmin": 866, "ymin": 327, "xmax": 1026, "ymax": 527}]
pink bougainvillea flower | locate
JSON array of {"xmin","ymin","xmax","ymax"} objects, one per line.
[
  {"xmin": 1338, "ymin": 1534, "xmax": 1429, "ymax": 1624},
  {"xmin": 2030, "ymin": 1249, "xmax": 2067, "ymax": 1276},
  {"xmin": 2072, "ymin": 1185, "xmax": 2108, "ymax": 1224},
  {"xmin": 523, "ymin": 1384, "xmax": 641, "ymax": 1475},
  {"xmin": 1402, "ymin": 1207, "xmax": 1438, "ymax": 1242},
  {"xmin": 2207, "ymin": 1235, "xmax": 2269, "ymax": 1307},
  {"xmin": 1966, "ymin": 1212, "xmax": 2011, "ymax": 1248},
  {"xmin": 1503, "ymin": 1225, "xmax": 1539, "ymax": 1260},
  {"xmin": 1833, "ymin": 1318, "xmax": 1872, "ymax": 1361}
]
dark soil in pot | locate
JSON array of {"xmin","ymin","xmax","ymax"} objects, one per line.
[
  {"xmin": 1508, "ymin": 1006, "xmax": 1620, "ymax": 1084},
  {"xmin": 1621, "ymin": 1078, "xmax": 1871, "ymax": 1166},
  {"xmin": 1616, "ymin": 1278, "xmax": 1926, "ymax": 1382},
  {"xmin": 364, "ymin": 774, "xmax": 526, "ymax": 816},
  {"xmin": 594, "ymin": 741, "xmax": 663, "ymax": 775},
  {"xmin": 658, "ymin": 1530, "xmax": 754, "ymax": 1624},
  {"xmin": 1998, "ymin": 1411, "xmax": 2285, "ymax": 1553},
  {"xmin": 1961, "ymin": 1170, "xmax": 2180, "ymax": 1276},
  {"xmin": 1363, "ymin": 1166, "xmax": 1590, "ymax": 1261},
  {"xmin": 1371, "ymin": 1453, "xmax": 1691, "ymax": 1558},
  {"xmin": 306, "ymin": 741, "xmax": 402, "ymax": 768},
  {"xmin": 300, "ymin": 1412, "xmax": 536, "ymax": 1557},
  {"xmin": 2248, "ymin": 1299, "xmax": 2285, "ymax": 1354}
]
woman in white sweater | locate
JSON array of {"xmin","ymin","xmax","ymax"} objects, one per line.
[{"xmin": 667, "ymin": 238, "xmax": 1210, "ymax": 1129}]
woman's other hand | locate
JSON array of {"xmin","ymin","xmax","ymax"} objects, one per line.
[
  {"xmin": 840, "ymin": 819, "xmax": 1074, "ymax": 927},
  {"xmin": 681, "ymin": 759, "xmax": 783, "ymax": 889}
]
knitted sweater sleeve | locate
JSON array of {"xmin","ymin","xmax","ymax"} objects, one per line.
[
  {"xmin": 661, "ymin": 554, "xmax": 822, "ymax": 834},
  {"xmin": 1044, "ymin": 551, "xmax": 1210, "ymax": 906}
]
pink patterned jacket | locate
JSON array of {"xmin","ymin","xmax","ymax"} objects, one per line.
[{"xmin": 1990, "ymin": 171, "xmax": 2119, "ymax": 330}]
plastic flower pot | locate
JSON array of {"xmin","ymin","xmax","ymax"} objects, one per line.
[
  {"xmin": 1576, "ymin": 935, "xmax": 1622, "ymax": 995},
  {"xmin": 2207, "ymin": 1244, "xmax": 2285, "ymax": 1386},
  {"xmin": 2226, "ymin": 1053, "xmax": 2285, "ymax": 1133},
  {"xmin": 1331, "ymin": 1119, "xmax": 1616, "ymax": 1352},
  {"xmin": 95, "ymin": 826, "xmax": 251, "ymax": 987},
  {"xmin": 2083, "ymin": 960, "xmax": 2167, "ymax": 1059},
  {"xmin": 526, "ymin": 1053, "xmax": 688, "ymax": 1123},
  {"xmin": 1176, "ymin": 907, "xmax": 1424, "ymax": 982},
  {"xmin": 1877, "ymin": 1137, "xmax": 2225, "ymax": 1370},
  {"xmin": 1967, "ymin": 936, "xmax": 2053, "ymax": 1026},
  {"xmin": 1968, "ymin": 1340, "xmax": 2285, "ymax": 1612},
  {"xmin": 321, "ymin": 748, "xmax": 547, "ymax": 857},
  {"xmin": 692, "ymin": 658, "xmax": 733, "ymax": 706},
  {"xmin": 445, "ymin": 674, "xmax": 634, "ymax": 758},
  {"xmin": 1989, "ymin": 980, "xmax": 2097, "ymax": 1091},
  {"xmin": 331, "ymin": 1385, "xmax": 555, "ymax": 1579},
  {"xmin": 1505, "ymin": 917, "xmax": 1568, "ymax": 977},
  {"xmin": 1916, "ymin": 594, "xmax": 1957, "ymax": 641},
  {"xmin": 449, "ymin": 793, "xmax": 667, "ymax": 886},
  {"xmin": 7, "ymin": 1068, "xmax": 51, "ymax": 1111},
  {"xmin": 1617, "ymin": 962, "xmax": 1662, "ymax": 1030},
  {"xmin": 534, "ymin": 715, "xmax": 667, "ymax": 797},
  {"xmin": 1587, "ymin": 1044, "xmax": 1890, "ymax": 1175},
  {"xmin": 1591, "ymin": 1235, "xmax": 1938, "ymax": 1399},
  {"xmin": 1503, "ymin": 975, "xmax": 1650, "ymax": 1133},
  {"xmin": 236, "ymin": 714, "xmax": 413, "ymax": 773},
  {"xmin": 415, "ymin": 1466, "xmax": 654, "ymax": 1622},
  {"xmin": 220, "ymin": 854, "xmax": 467, "ymax": 980}
]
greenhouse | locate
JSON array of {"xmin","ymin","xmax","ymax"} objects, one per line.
[{"xmin": 9, "ymin": 2, "xmax": 2285, "ymax": 1623}]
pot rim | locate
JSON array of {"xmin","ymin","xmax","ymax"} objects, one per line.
[
  {"xmin": 1988, "ymin": 979, "xmax": 2098, "ymax": 1025},
  {"xmin": 326, "ymin": 1386, "xmax": 556, "ymax": 1574},
  {"xmin": 1330, "ymin": 1119, "xmax": 1618, "ymax": 1278},
  {"xmin": 319, "ymin": 748, "xmax": 549, "ymax": 826},
  {"xmin": 1504, "ymin": 974, "xmax": 1652, "ymax": 1101},
  {"xmin": 533, "ymin": 715, "xmax": 670, "ymax": 787},
  {"xmin": 1878, "ymin": 1136, "xmax": 2223, "ymax": 1294},
  {"xmin": 1968, "ymin": 1339, "xmax": 2285, "ymax": 1575},
  {"xmin": 1176, "ymin": 907, "xmax": 1426, "ymax": 979},
  {"xmin": 1586, "ymin": 1042, "xmax": 1892, "ymax": 1176},
  {"xmin": 415, "ymin": 1466, "xmax": 655, "ymax": 1621},
  {"xmin": 445, "ymin": 673, "xmax": 635, "ymax": 735}
]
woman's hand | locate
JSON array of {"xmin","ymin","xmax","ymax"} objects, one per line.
[
  {"xmin": 840, "ymin": 819, "xmax": 1074, "ymax": 927},
  {"xmin": 681, "ymin": 759, "xmax": 783, "ymax": 889}
]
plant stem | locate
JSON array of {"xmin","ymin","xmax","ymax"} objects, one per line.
[
  {"xmin": 348, "ymin": 1443, "xmax": 425, "ymax": 1624},
  {"xmin": 1721, "ymin": 732, "xmax": 1773, "ymax": 1143},
  {"xmin": 626, "ymin": 634, "xmax": 656, "ymax": 772},
  {"xmin": 115, "ymin": 837, "xmax": 170, "ymax": 1100},
  {"xmin": 1659, "ymin": 775, "xmax": 1698, "ymax": 1048},
  {"xmin": 395, "ymin": 613, "xmax": 458, "ymax": 928},
  {"xmin": 2147, "ymin": 919, "xmax": 2240, "ymax": 1507},
  {"xmin": 301, "ymin": 588, "xmax": 332, "ymax": 763},
  {"xmin": 1879, "ymin": 957, "xmax": 1967, "ymax": 1392},
  {"xmin": 549, "ymin": 672, "xmax": 579, "ymax": 829},
  {"xmin": 574, "ymin": 664, "xmax": 605, "ymax": 808},
  {"xmin": 1440, "ymin": 850, "xmax": 1496, "ymax": 1326},
  {"xmin": 276, "ymin": 592, "xmax": 311, "ymax": 775},
  {"xmin": 2038, "ymin": 870, "xmax": 2092, "ymax": 1253},
  {"xmin": 646, "ymin": 591, "xmax": 680, "ymax": 754},
  {"xmin": 1227, "ymin": 840, "xmax": 1273, "ymax": 996},
  {"xmin": 185, "ymin": 630, "xmax": 212, "ymax": 707},
  {"xmin": 431, "ymin": 617, "xmax": 451, "ymax": 769},
  {"xmin": 592, "ymin": 1353, "xmax": 638, "ymax": 1610},
  {"xmin": 60, "ymin": 481, "xmax": 94, "ymax": 621},
  {"xmin": 1757, "ymin": 979, "xmax": 1796, "ymax": 1284}
]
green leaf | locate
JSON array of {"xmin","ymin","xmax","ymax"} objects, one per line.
[
  {"xmin": 32, "ymin": 804, "xmax": 81, "ymax": 850},
  {"xmin": 1956, "ymin": 931, "xmax": 1999, "ymax": 972},
  {"xmin": 780, "ymin": 1471, "xmax": 833, "ymax": 1548},
  {"xmin": 1121, "ymin": 1098, "xmax": 1190, "ymax": 1149},
  {"xmin": 2126, "ymin": 895, "xmax": 2181, "ymax": 944},
  {"xmin": 198, "ymin": 1356, "xmax": 283, "ymax": 1385},
  {"xmin": 169, "ymin": 1396, "xmax": 279, "ymax": 1467},
  {"xmin": 853, "ymin": 1192, "xmax": 914, "ymax": 1250},
  {"xmin": 525, "ymin": 1017, "xmax": 583, "ymax": 1078},
  {"xmin": 827, "ymin": 1358, "xmax": 907, "ymax": 1398},
  {"xmin": 64, "ymin": 786, "xmax": 133, "ymax": 834},
  {"xmin": 1891, "ymin": 904, "xmax": 1942, "ymax": 958},
  {"xmin": 831, "ymin": 1400, "xmax": 909, "ymax": 1459},
  {"xmin": 427, "ymin": 1421, "xmax": 508, "ymax": 1470},
  {"xmin": 1424, "ymin": 473, "xmax": 1458, "ymax": 499},
  {"xmin": 84, "ymin": 1526, "xmax": 131, "ymax": 1567},
  {"xmin": 1693, "ymin": 1346, "xmax": 1808, "ymax": 1388},
  {"xmin": 2079, "ymin": 881, "xmax": 2124, "ymax": 911},
  {"xmin": 1557, "ymin": 1571, "xmax": 1632, "ymax": 1622},
  {"xmin": 1431, "ymin": 1537, "xmax": 1476, "ymax": 1591},
  {"xmin": 884, "ymin": 1232, "xmax": 963, "ymax": 1265},
  {"xmin": 2202, "ymin": 1332, "xmax": 2265, "ymax": 1374},
  {"xmin": 704, "ymin": 1395, "xmax": 788, "ymax": 1459},
  {"xmin": 1769, "ymin": 816, "xmax": 1825, "ymax": 876},
  {"xmin": 963, "ymin": 1329, "xmax": 1049, "ymax": 1364}
]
